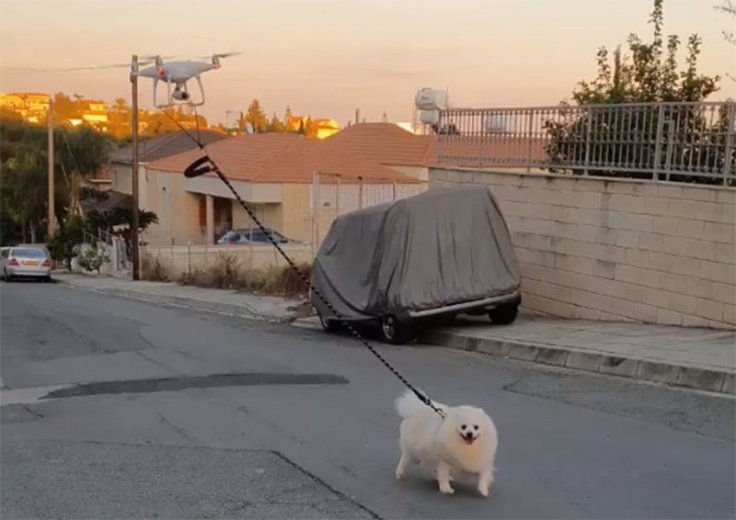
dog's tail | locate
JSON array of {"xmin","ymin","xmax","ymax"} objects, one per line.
[{"xmin": 395, "ymin": 389, "xmax": 437, "ymax": 418}]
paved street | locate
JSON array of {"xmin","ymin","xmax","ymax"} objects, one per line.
[{"xmin": 2, "ymin": 281, "xmax": 735, "ymax": 519}]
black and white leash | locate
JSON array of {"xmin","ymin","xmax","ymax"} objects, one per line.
[{"xmin": 161, "ymin": 111, "xmax": 447, "ymax": 419}]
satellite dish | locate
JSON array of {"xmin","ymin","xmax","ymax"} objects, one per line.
[{"xmin": 245, "ymin": 122, "xmax": 255, "ymax": 135}]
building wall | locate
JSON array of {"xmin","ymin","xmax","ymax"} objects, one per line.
[
  {"xmin": 281, "ymin": 184, "xmax": 314, "ymax": 242},
  {"xmin": 431, "ymin": 168, "xmax": 736, "ymax": 329},
  {"xmin": 143, "ymin": 169, "xmax": 205, "ymax": 246},
  {"xmin": 231, "ymin": 201, "xmax": 283, "ymax": 233}
]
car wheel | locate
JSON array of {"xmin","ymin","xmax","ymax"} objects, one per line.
[
  {"xmin": 488, "ymin": 302, "xmax": 519, "ymax": 325},
  {"xmin": 318, "ymin": 312, "xmax": 340, "ymax": 333},
  {"xmin": 380, "ymin": 315, "xmax": 413, "ymax": 345}
]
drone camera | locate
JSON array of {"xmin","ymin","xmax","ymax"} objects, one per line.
[{"xmin": 172, "ymin": 89, "xmax": 190, "ymax": 101}]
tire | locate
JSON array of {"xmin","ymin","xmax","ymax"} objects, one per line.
[
  {"xmin": 318, "ymin": 312, "xmax": 340, "ymax": 333},
  {"xmin": 43, "ymin": 275, "xmax": 52, "ymax": 283},
  {"xmin": 379, "ymin": 315, "xmax": 413, "ymax": 345},
  {"xmin": 488, "ymin": 302, "xmax": 519, "ymax": 325}
]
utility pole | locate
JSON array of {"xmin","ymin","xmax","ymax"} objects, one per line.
[
  {"xmin": 47, "ymin": 98, "xmax": 55, "ymax": 239},
  {"xmin": 131, "ymin": 55, "xmax": 141, "ymax": 280}
]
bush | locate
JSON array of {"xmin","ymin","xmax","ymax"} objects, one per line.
[
  {"xmin": 77, "ymin": 242, "xmax": 109, "ymax": 274},
  {"xmin": 177, "ymin": 254, "xmax": 311, "ymax": 298},
  {"xmin": 48, "ymin": 214, "xmax": 85, "ymax": 269},
  {"xmin": 140, "ymin": 253, "xmax": 171, "ymax": 282}
]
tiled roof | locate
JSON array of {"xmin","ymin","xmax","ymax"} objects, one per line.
[
  {"xmin": 109, "ymin": 130, "xmax": 226, "ymax": 165},
  {"xmin": 146, "ymin": 133, "xmax": 420, "ymax": 184},
  {"xmin": 325, "ymin": 123, "xmax": 437, "ymax": 167},
  {"xmin": 436, "ymin": 137, "xmax": 548, "ymax": 167}
]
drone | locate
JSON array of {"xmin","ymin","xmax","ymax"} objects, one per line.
[
  {"xmin": 4, "ymin": 52, "xmax": 240, "ymax": 110},
  {"xmin": 136, "ymin": 53, "xmax": 241, "ymax": 109}
]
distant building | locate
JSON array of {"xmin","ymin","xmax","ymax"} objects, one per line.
[
  {"xmin": 0, "ymin": 92, "xmax": 50, "ymax": 123},
  {"xmin": 286, "ymin": 115, "xmax": 341, "ymax": 139}
]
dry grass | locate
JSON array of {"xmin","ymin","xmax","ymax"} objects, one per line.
[
  {"xmin": 141, "ymin": 254, "xmax": 171, "ymax": 282},
  {"xmin": 176, "ymin": 252, "xmax": 311, "ymax": 298}
]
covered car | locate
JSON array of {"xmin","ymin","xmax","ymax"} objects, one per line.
[{"xmin": 310, "ymin": 184, "xmax": 521, "ymax": 343}]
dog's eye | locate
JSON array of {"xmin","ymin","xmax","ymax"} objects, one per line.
[
  {"xmin": 473, "ymin": 425, "xmax": 479, "ymax": 430},
  {"xmin": 460, "ymin": 424, "xmax": 467, "ymax": 430}
]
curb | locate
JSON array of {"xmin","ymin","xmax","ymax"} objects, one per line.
[
  {"xmin": 420, "ymin": 330, "xmax": 735, "ymax": 396},
  {"xmin": 56, "ymin": 279, "xmax": 290, "ymax": 323}
]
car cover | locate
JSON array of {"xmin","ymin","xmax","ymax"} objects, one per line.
[{"xmin": 311, "ymin": 184, "xmax": 521, "ymax": 321}]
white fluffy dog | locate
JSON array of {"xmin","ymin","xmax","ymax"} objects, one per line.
[{"xmin": 394, "ymin": 390, "xmax": 498, "ymax": 497}]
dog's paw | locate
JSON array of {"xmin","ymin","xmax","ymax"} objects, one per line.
[
  {"xmin": 478, "ymin": 486, "xmax": 490, "ymax": 498},
  {"xmin": 395, "ymin": 469, "xmax": 406, "ymax": 480},
  {"xmin": 439, "ymin": 484, "xmax": 455, "ymax": 495}
]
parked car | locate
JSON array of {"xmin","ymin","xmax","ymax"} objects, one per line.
[
  {"xmin": 310, "ymin": 185, "xmax": 522, "ymax": 344},
  {"xmin": 1, "ymin": 245, "xmax": 53, "ymax": 282},
  {"xmin": 217, "ymin": 228, "xmax": 291, "ymax": 245}
]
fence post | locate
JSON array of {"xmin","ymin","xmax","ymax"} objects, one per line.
[
  {"xmin": 652, "ymin": 103, "xmax": 665, "ymax": 181},
  {"xmin": 583, "ymin": 106, "xmax": 593, "ymax": 176},
  {"xmin": 392, "ymin": 179, "xmax": 398, "ymax": 201},
  {"xmin": 311, "ymin": 171, "xmax": 320, "ymax": 257},
  {"xmin": 526, "ymin": 109, "xmax": 534, "ymax": 172},
  {"xmin": 358, "ymin": 176, "xmax": 364, "ymax": 209},
  {"xmin": 723, "ymin": 102, "xmax": 735, "ymax": 186},
  {"xmin": 187, "ymin": 241, "xmax": 192, "ymax": 276},
  {"xmin": 335, "ymin": 174, "xmax": 341, "ymax": 218}
]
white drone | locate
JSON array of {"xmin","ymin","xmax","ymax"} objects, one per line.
[
  {"xmin": 136, "ymin": 53, "xmax": 241, "ymax": 108},
  {"xmin": 6, "ymin": 52, "xmax": 241, "ymax": 110}
]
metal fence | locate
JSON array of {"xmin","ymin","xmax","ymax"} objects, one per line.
[
  {"xmin": 310, "ymin": 173, "xmax": 428, "ymax": 252},
  {"xmin": 436, "ymin": 101, "xmax": 736, "ymax": 185}
]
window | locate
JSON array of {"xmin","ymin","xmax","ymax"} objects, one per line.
[{"xmin": 11, "ymin": 248, "xmax": 48, "ymax": 258}]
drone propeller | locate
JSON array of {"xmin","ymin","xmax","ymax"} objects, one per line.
[
  {"xmin": 3, "ymin": 55, "xmax": 176, "ymax": 74},
  {"xmin": 198, "ymin": 52, "xmax": 242, "ymax": 59}
]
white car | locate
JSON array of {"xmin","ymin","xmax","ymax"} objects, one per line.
[{"xmin": 1, "ymin": 245, "xmax": 52, "ymax": 282}]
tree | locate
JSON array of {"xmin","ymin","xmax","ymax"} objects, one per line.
[
  {"xmin": 544, "ymin": 0, "xmax": 725, "ymax": 184},
  {"xmin": 52, "ymin": 92, "xmax": 81, "ymax": 123},
  {"xmin": 267, "ymin": 113, "xmax": 285, "ymax": 133},
  {"xmin": 283, "ymin": 106, "xmax": 295, "ymax": 132},
  {"xmin": 0, "ymin": 158, "xmax": 47, "ymax": 243},
  {"xmin": 243, "ymin": 99, "xmax": 268, "ymax": 133},
  {"xmin": 715, "ymin": 0, "xmax": 736, "ymax": 80},
  {"xmin": 1, "ymin": 123, "xmax": 113, "ymax": 242}
]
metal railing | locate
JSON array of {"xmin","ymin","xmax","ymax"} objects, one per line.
[{"xmin": 436, "ymin": 101, "xmax": 736, "ymax": 185}]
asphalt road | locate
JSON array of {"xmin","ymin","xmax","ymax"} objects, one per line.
[{"xmin": 1, "ymin": 281, "xmax": 734, "ymax": 519}]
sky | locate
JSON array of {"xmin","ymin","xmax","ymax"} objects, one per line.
[{"xmin": 0, "ymin": 0, "xmax": 734, "ymax": 126}]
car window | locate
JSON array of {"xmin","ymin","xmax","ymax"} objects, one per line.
[{"xmin": 11, "ymin": 248, "xmax": 48, "ymax": 258}]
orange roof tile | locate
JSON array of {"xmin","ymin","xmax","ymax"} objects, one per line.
[
  {"xmin": 325, "ymin": 123, "xmax": 437, "ymax": 167},
  {"xmin": 146, "ymin": 132, "xmax": 420, "ymax": 184}
]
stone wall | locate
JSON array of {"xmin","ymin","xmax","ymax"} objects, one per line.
[{"xmin": 431, "ymin": 168, "xmax": 736, "ymax": 329}]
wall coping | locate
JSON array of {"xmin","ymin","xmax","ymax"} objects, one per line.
[{"xmin": 430, "ymin": 166, "xmax": 736, "ymax": 193}]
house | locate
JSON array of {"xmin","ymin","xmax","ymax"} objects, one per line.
[
  {"xmin": 78, "ymin": 99, "xmax": 109, "ymax": 132},
  {"xmin": 140, "ymin": 129, "xmax": 428, "ymax": 247},
  {"xmin": 0, "ymin": 92, "xmax": 50, "ymax": 123},
  {"xmin": 108, "ymin": 129, "xmax": 227, "ymax": 207},
  {"xmin": 325, "ymin": 122, "xmax": 437, "ymax": 181},
  {"xmin": 286, "ymin": 115, "xmax": 341, "ymax": 139}
]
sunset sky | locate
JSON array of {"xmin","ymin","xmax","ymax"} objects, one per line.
[{"xmin": 1, "ymin": 0, "xmax": 733, "ymax": 126}]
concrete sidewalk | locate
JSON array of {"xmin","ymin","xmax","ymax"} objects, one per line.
[
  {"xmin": 52, "ymin": 272, "xmax": 300, "ymax": 323},
  {"xmin": 51, "ymin": 272, "xmax": 735, "ymax": 395}
]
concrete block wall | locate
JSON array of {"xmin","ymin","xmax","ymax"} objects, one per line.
[
  {"xmin": 141, "ymin": 244, "xmax": 313, "ymax": 279},
  {"xmin": 430, "ymin": 168, "xmax": 736, "ymax": 329}
]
